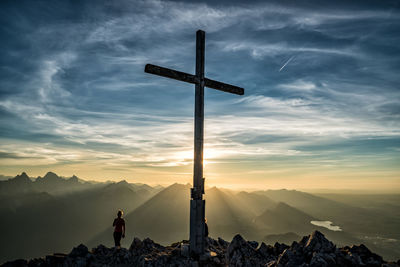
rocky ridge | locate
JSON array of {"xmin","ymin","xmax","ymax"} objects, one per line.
[{"xmin": 2, "ymin": 231, "xmax": 399, "ymax": 267}]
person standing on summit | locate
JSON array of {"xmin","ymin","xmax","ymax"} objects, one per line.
[{"xmin": 113, "ymin": 210, "xmax": 125, "ymax": 248}]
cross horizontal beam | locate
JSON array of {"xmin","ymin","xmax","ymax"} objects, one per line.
[{"xmin": 145, "ymin": 64, "xmax": 244, "ymax": 95}]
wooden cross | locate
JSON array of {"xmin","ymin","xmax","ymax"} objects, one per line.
[{"xmin": 144, "ymin": 30, "xmax": 244, "ymax": 256}]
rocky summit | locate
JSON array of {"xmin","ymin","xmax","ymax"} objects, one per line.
[{"xmin": 2, "ymin": 231, "xmax": 399, "ymax": 267}]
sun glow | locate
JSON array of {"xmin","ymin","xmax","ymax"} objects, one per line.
[{"xmin": 168, "ymin": 147, "xmax": 229, "ymax": 167}]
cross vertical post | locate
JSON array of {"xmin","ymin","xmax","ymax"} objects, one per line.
[
  {"xmin": 190, "ymin": 30, "xmax": 206, "ymax": 256},
  {"xmin": 144, "ymin": 29, "xmax": 244, "ymax": 259}
]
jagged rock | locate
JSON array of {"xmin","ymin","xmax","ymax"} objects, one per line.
[
  {"xmin": 248, "ymin": 240, "xmax": 258, "ymax": 249},
  {"xmin": 70, "ymin": 244, "xmax": 89, "ymax": 258},
  {"xmin": 92, "ymin": 244, "xmax": 109, "ymax": 256},
  {"xmin": 276, "ymin": 248, "xmax": 295, "ymax": 265},
  {"xmin": 349, "ymin": 244, "xmax": 383, "ymax": 265},
  {"xmin": 1, "ymin": 259, "xmax": 27, "ymax": 267},
  {"xmin": 129, "ymin": 237, "xmax": 143, "ymax": 251},
  {"xmin": 218, "ymin": 237, "xmax": 229, "ymax": 248},
  {"xmin": 273, "ymin": 242, "xmax": 290, "ymax": 255},
  {"xmin": 45, "ymin": 253, "xmax": 67, "ymax": 266},
  {"xmin": 26, "ymin": 258, "xmax": 44, "ymax": 266},
  {"xmin": 226, "ymin": 234, "xmax": 266, "ymax": 267},
  {"xmin": 309, "ymin": 252, "xmax": 328, "ymax": 267},
  {"xmin": 2, "ymin": 232, "xmax": 399, "ymax": 267},
  {"xmin": 302, "ymin": 231, "xmax": 336, "ymax": 254},
  {"xmin": 338, "ymin": 244, "xmax": 385, "ymax": 267},
  {"xmin": 257, "ymin": 242, "xmax": 276, "ymax": 263}
]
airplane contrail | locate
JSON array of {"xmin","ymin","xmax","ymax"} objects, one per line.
[{"xmin": 279, "ymin": 56, "xmax": 295, "ymax": 72}]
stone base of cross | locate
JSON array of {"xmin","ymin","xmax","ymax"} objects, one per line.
[{"xmin": 145, "ymin": 30, "xmax": 244, "ymax": 257}]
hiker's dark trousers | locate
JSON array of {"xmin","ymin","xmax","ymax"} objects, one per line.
[{"xmin": 114, "ymin": 231, "xmax": 122, "ymax": 247}]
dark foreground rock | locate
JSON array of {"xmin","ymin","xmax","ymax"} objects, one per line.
[{"xmin": 2, "ymin": 231, "xmax": 399, "ymax": 267}]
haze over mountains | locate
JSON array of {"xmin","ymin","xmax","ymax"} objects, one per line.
[{"xmin": 0, "ymin": 172, "xmax": 399, "ymax": 264}]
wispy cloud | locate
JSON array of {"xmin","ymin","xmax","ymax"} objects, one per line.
[{"xmin": 0, "ymin": 0, "xmax": 399, "ymax": 189}]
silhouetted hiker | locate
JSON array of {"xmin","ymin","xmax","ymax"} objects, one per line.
[
  {"xmin": 205, "ymin": 218, "xmax": 209, "ymax": 237},
  {"xmin": 113, "ymin": 210, "xmax": 125, "ymax": 248}
]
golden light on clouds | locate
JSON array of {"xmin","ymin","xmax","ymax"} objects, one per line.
[{"xmin": 0, "ymin": 1, "xmax": 399, "ymax": 193}]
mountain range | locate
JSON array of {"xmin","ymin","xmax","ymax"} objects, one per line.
[{"xmin": 0, "ymin": 172, "xmax": 399, "ymax": 264}]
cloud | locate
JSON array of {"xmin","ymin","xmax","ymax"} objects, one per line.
[
  {"xmin": 0, "ymin": 151, "xmax": 42, "ymax": 159},
  {"xmin": 0, "ymin": 0, "xmax": 399, "ymax": 187},
  {"xmin": 278, "ymin": 79, "xmax": 316, "ymax": 90}
]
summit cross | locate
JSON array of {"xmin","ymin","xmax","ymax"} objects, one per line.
[{"xmin": 144, "ymin": 30, "xmax": 244, "ymax": 256}]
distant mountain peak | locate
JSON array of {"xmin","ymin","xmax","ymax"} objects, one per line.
[
  {"xmin": 103, "ymin": 180, "xmax": 134, "ymax": 193},
  {"xmin": 14, "ymin": 172, "xmax": 31, "ymax": 182},
  {"xmin": 43, "ymin": 172, "xmax": 59, "ymax": 180},
  {"xmin": 165, "ymin": 183, "xmax": 191, "ymax": 191},
  {"xmin": 272, "ymin": 202, "xmax": 313, "ymax": 218},
  {"xmin": 106, "ymin": 180, "xmax": 130, "ymax": 188},
  {"xmin": 68, "ymin": 175, "xmax": 79, "ymax": 183}
]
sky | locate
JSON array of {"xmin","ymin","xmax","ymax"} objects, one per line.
[{"xmin": 0, "ymin": 0, "xmax": 399, "ymax": 191}]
